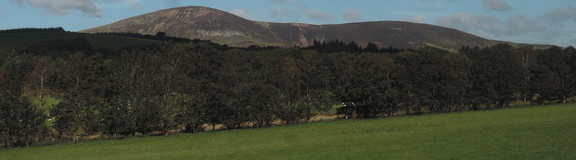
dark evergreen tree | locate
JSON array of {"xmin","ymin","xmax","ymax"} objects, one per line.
[
  {"xmin": 0, "ymin": 55, "xmax": 48, "ymax": 147},
  {"xmin": 51, "ymin": 53, "xmax": 104, "ymax": 141},
  {"xmin": 364, "ymin": 42, "xmax": 380, "ymax": 53},
  {"xmin": 465, "ymin": 44, "xmax": 522, "ymax": 108},
  {"xmin": 531, "ymin": 46, "xmax": 570, "ymax": 104},
  {"xmin": 332, "ymin": 53, "xmax": 398, "ymax": 118},
  {"xmin": 515, "ymin": 46, "xmax": 537, "ymax": 103}
]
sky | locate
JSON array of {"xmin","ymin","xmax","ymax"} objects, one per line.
[{"xmin": 0, "ymin": 0, "xmax": 575, "ymax": 47}]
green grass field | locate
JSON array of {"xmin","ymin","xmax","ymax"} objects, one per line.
[
  {"xmin": 1, "ymin": 103, "xmax": 575, "ymax": 160},
  {"xmin": 31, "ymin": 96, "xmax": 61, "ymax": 112}
]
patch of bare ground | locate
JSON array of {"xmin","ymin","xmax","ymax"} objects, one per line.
[
  {"xmin": 310, "ymin": 113, "xmax": 339, "ymax": 122},
  {"xmin": 197, "ymin": 113, "xmax": 339, "ymax": 132},
  {"xmin": 72, "ymin": 113, "xmax": 341, "ymax": 141},
  {"xmin": 194, "ymin": 9, "xmax": 210, "ymax": 17},
  {"xmin": 163, "ymin": 10, "xmax": 179, "ymax": 17}
]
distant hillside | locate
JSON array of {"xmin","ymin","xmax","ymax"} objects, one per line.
[{"xmin": 81, "ymin": 6, "xmax": 501, "ymax": 49}]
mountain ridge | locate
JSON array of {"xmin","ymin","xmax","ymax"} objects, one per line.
[{"xmin": 81, "ymin": 6, "xmax": 502, "ymax": 49}]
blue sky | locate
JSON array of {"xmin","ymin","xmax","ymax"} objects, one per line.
[{"xmin": 0, "ymin": 0, "xmax": 575, "ymax": 47}]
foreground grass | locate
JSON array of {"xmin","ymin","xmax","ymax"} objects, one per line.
[{"xmin": 1, "ymin": 104, "xmax": 575, "ymax": 160}]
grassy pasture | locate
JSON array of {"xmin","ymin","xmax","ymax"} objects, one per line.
[
  {"xmin": 31, "ymin": 96, "xmax": 61, "ymax": 113},
  {"xmin": 31, "ymin": 96, "xmax": 61, "ymax": 126},
  {"xmin": 1, "ymin": 103, "xmax": 574, "ymax": 160}
]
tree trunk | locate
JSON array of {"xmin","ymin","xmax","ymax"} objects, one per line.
[
  {"xmin": 39, "ymin": 68, "xmax": 45, "ymax": 101},
  {"xmin": 73, "ymin": 134, "xmax": 78, "ymax": 144},
  {"xmin": 306, "ymin": 86, "xmax": 311, "ymax": 122}
]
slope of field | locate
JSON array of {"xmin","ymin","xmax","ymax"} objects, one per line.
[
  {"xmin": 0, "ymin": 32, "xmax": 161, "ymax": 51},
  {"xmin": 1, "ymin": 103, "xmax": 574, "ymax": 159}
]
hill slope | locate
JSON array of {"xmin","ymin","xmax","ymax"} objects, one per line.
[
  {"xmin": 1, "ymin": 103, "xmax": 574, "ymax": 159},
  {"xmin": 81, "ymin": 6, "xmax": 497, "ymax": 49}
]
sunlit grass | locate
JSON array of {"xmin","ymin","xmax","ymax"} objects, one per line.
[{"xmin": 1, "ymin": 103, "xmax": 574, "ymax": 159}]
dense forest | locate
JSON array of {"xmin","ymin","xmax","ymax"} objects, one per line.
[
  {"xmin": 0, "ymin": 27, "xmax": 66, "ymax": 34},
  {"xmin": 1, "ymin": 32, "xmax": 575, "ymax": 147}
]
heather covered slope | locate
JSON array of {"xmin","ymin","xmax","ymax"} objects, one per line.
[
  {"xmin": 81, "ymin": 6, "xmax": 285, "ymax": 47},
  {"xmin": 81, "ymin": 6, "xmax": 497, "ymax": 49}
]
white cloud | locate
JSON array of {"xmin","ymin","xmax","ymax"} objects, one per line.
[
  {"xmin": 0, "ymin": 7, "xmax": 5, "ymax": 19},
  {"xmin": 437, "ymin": 12, "xmax": 500, "ymax": 33},
  {"xmin": 305, "ymin": 9, "xmax": 333, "ymax": 23},
  {"xmin": 229, "ymin": 9, "xmax": 251, "ymax": 20},
  {"xmin": 96, "ymin": 0, "xmax": 140, "ymax": 9},
  {"xmin": 271, "ymin": 8, "xmax": 290, "ymax": 18},
  {"xmin": 122, "ymin": 0, "xmax": 139, "ymax": 6},
  {"xmin": 542, "ymin": 6, "xmax": 576, "ymax": 27},
  {"xmin": 272, "ymin": 0, "xmax": 295, "ymax": 5},
  {"xmin": 482, "ymin": 0, "xmax": 511, "ymax": 11},
  {"xmin": 437, "ymin": 13, "xmax": 549, "ymax": 36},
  {"xmin": 406, "ymin": 15, "xmax": 427, "ymax": 23},
  {"xmin": 435, "ymin": 12, "xmax": 572, "ymax": 46},
  {"xmin": 163, "ymin": 0, "xmax": 181, "ymax": 7},
  {"xmin": 343, "ymin": 10, "xmax": 362, "ymax": 22},
  {"xmin": 272, "ymin": 0, "xmax": 307, "ymax": 8},
  {"xmin": 270, "ymin": 8, "xmax": 298, "ymax": 22},
  {"xmin": 10, "ymin": 0, "xmax": 140, "ymax": 17},
  {"xmin": 12, "ymin": 0, "xmax": 102, "ymax": 17}
]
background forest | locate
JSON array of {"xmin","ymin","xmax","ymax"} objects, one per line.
[{"xmin": 1, "ymin": 29, "xmax": 576, "ymax": 147}]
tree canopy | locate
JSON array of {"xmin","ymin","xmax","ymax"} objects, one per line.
[{"xmin": 1, "ymin": 39, "xmax": 575, "ymax": 147}]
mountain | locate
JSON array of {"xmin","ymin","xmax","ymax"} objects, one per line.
[{"xmin": 81, "ymin": 6, "xmax": 498, "ymax": 49}]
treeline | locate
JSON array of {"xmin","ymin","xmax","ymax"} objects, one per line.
[
  {"xmin": 24, "ymin": 38, "xmax": 93, "ymax": 55},
  {"xmin": 99, "ymin": 32, "xmax": 282, "ymax": 52},
  {"xmin": 1, "ymin": 41, "xmax": 575, "ymax": 147},
  {"xmin": 0, "ymin": 27, "xmax": 66, "ymax": 34},
  {"xmin": 95, "ymin": 32, "xmax": 192, "ymax": 43},
  {"xmin": 307, "ymin": 39, "xmax": 405, "ymax": 53}
]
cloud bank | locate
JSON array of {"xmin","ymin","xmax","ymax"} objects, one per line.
[
  {"xmin": 305, "ymin": 9, "xmax": 334, "ymax": 23},
  {"xmin": 436, "ymin": 6, "xmax": 576, "ymax": 46},
  {"xmin": 406, "ymin": 15, "xmax": 427, "ymax": 23},
  {"xmin": 229, "ymin": 9, "xmax": 252, "ymax": 20},
  {"xmin": 12, "ymin": 0, "xmax": 102, "ymax": 17},
  {"xmin": 343, "ymin": 10, "xmax": 362, "ymax": 22},
  {"xmin": 542, "ymin": 6, "xmax": 576, "ymax": 27},
  {"xmin": 482, "ymin": 0, "xmax": 511, "ymax": 11},
  {"xmin": 10, "ymin": 0, "xmax": 139, "ymax": 17}
]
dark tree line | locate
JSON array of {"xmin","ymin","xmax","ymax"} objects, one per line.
[
  {"xmin": 1, "ymin": 41, "xmax": 575, "ymax": 147},
  {"xmin": 0, "ymin": 27, "xmax": 66, "ymax": 34},
  {"xmin": 24, "ymin": 38, "xmax": 93, "ymax": 55},
  {"xmin": 94, "ymin": 32, "xmax": 192, "ymax": 43},
  {"xmin": 0, "ymin": 51, "xmax": 48, "ymax": 147},
  {"xmin": 308, "ymin": 39, "xmax": 405, "ymax": 54}
]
